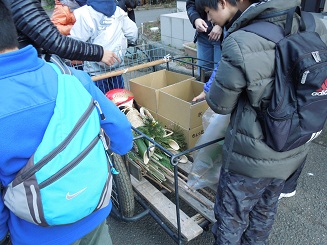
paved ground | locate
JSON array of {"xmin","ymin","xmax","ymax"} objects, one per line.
[{"xmin": 134, "ymin": 7, "xmax": 176, "ymax": 27}]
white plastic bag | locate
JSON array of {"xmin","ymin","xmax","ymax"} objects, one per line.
[{"xmin": 187, "ymin": 108, "xmax": 230, "ymax": 190}]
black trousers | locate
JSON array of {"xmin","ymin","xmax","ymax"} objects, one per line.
[{"xmin": 282, "ymin": 158, "xmax": 306, "ymax": 193}]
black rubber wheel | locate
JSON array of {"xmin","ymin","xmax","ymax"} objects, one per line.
[{"xmin": 111, "ymin": 154, "xmax": 135, "ymax": 218}]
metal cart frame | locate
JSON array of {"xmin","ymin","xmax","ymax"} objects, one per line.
[{"xmin": 71, "ymin": 43, "xmax": 222, "ymax": 244}]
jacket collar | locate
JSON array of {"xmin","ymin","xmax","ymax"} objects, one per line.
[{"xmin": 0, "ymin": 45, "xmax": 44, "ymax": 79}]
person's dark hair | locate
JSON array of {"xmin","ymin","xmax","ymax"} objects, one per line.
[
  {"xmin": 0, "ymin": 0, "xmax": 18, "ymax": 52},
  {"xmin": 125, "ymin": 0, "xmax": 137, "ymax": 9},
  {"xmin": 0, "ymin": 1, "xmax": 19, "ymax": 51},
  {"xmin": 195, "ymin": 0, "xmax": 236, "ymax": 14}
]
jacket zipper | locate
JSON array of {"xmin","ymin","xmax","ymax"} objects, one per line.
[
  {"xmin": 39, "ymin": 134, "xmax": 101, "ymax": 189},
  {"xmin": 21, "ymin": 99, "xmax": 96, "ymax": 181}
]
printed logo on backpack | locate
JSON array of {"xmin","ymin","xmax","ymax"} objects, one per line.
[
  {"xmin": 242, "ymin": 7, "xmax": 327, "ymax": 152},
  {"xmin": 3, "ymin": 63, "xmax": 114, "ymax": 226}
]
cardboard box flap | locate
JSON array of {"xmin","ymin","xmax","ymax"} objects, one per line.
[
  {"xmin": 158, "ymin": 80, "xmax": 208, "ymax": 129},
  {"xmin": 129, "ymin": 70, "xmax": 194, "ymax": 112}
]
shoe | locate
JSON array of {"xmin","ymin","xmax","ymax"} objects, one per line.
[{"xmin": 279, "ymin": 190, "xmax": 296, "ymax": 200}]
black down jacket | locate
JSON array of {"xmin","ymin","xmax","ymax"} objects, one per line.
[{"xmin": 4, "ymin": 0, "xmax": 104, "ymax": 61}]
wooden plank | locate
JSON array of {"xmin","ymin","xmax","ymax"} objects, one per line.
[
  {"xmin": 164, "ymin": 180, "xmax": 216, "ymax": 223},
  {"xmin": 131, "ymin": 176, "xmax": 203, "ymax": 242},
  {"xmin": 128, "ymin": 159, "xmax": 143, "ymax": 181},
  {"xmin": 191, "ymin": 214, "xmax": 207, "ymax": 225}
]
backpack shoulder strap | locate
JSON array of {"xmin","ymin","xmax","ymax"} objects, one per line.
[
  {"xmin": 301, "ymin": 11, "xmax": 316, "ymax": 32},
  {"xmin": 241, "ymin": 21, "xmax": 283, "ymax": 43},
  {"xmin": 241, "ymin": 8, "xmax": 317, "ymax": 44},
  {"xmin": 48, "ymin": 55, "xmax": 72, "ymax": 75}
]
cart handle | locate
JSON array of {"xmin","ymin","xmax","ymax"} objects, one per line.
[{"xmin": 92, "ymin": 55, "xmax": 171, "ymax": 81}]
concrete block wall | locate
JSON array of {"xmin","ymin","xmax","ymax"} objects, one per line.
[{"xmin": 160, "ymin": 11, "xmax": 195, "ymax": 49}]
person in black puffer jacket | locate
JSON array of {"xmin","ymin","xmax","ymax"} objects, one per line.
[
  {"xmin": 3, "ymin": 0, "xmax": 119, "ymax": 66},
  {"xmin": 116, "ymin": 0, "xmax": 137, "ymax": 23}
]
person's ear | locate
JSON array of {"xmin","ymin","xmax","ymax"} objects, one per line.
[{"xmin": 220, "ymin": 0, "xmax": 227, "ymax": 9}]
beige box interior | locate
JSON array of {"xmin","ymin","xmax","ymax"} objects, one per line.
[
  {"xmin": 157, "ymin": 79, "xmax": 208, "ymax": 129},
  {"xmin": 129, "ymin": 69, "xmax": 194, "ymax": 112}
]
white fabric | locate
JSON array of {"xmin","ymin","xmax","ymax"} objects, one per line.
[{"xmin": 70, "ymin": 6, "xmax": 138, "ymax": 74}]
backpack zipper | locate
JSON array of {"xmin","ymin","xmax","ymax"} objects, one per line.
[
  {"xmin": 290, "ymin": 49, "xmax": 327, "ymax": 77},
  {"xmin": 300, "ymin": 62, "xmax": 326, "ymax": 84},
  {"xmin": 21, "ymin": 99, "xmax": 96, "ymax": 181},
  {"xmin": 301, "ymin": 70, "xmax": 310, "ymax": 84},
  {"xmin": 39, "ymin": 134, "xmax": 101, "ymax": 188},
  {"xmin": 99, "ymin": 134, "xmax": 119, "ymax": 175},
  {"xmin": 94, "ymin": 100, "xmax": 106, "ymax": 120},
  {"xmin": 273, "ymin": 50, "xmax": 327, "ymax": 112}
]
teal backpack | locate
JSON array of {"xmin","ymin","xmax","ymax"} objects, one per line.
[{"xmin": 3, "ymin": 63, "xmax": 117, "ymax": 227}]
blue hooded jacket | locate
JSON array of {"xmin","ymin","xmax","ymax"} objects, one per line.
[
  {"xmin": 0, "ymin": 45, "xmax": 133, "ymax": 245},
  {"xmin": 87, "ymin": 0, "xmax": 116, "ymax": 17}
]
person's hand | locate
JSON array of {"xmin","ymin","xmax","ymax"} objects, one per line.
[
  {"xmin": 208, "ymin": 25, "xmax": 222, "ymax": 41},
  {"xmin": 192, "ymin": 91, "xmax": 206, "ymax": 102},
  {"xmin": 194, "ymin": 18, "xmax": 208, "ymax": 33},
  {"xmin": 101, "ymin": 50, "xmax": 120, "ymax": 66}
]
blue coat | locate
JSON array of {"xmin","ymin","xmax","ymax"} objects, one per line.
[{"xmin": 0, "ymin": 45, "xmax": 133, "ymax": 244}]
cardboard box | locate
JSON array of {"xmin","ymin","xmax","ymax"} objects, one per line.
[
  {"xmin": 158, "ymin": 79, "xmax": 208, "ymax": 129},
  {"xmin": 129, "ymin": 70, "xmax": 194, "ymax": 112},
  {"xmin": 156, "ymin": 114, "xmax": 204, "ymax": 149}
]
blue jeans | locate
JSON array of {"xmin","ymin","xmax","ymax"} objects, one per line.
[{"xmin": 196, "ymin": 33, "xmax": 221, "ymax": 76}]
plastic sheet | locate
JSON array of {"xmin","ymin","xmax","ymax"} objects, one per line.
[{"xmin": 187, "ymin": 108, "xmax": 230, "ymax": 190}]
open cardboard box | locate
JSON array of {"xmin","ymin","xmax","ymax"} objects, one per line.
[
  {"xmin": 156, "ymin": 114, "xmax": 204, "ymax": 149},
  {"xmin": 129, "ymin": 70, "xmax": 194, "ymax": 112},
  {"xmin": 158, "ymin": 79, "xmax": 208, "ymax": 129}
]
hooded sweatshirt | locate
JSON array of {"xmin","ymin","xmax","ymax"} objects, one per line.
[{"xmin": 87, "ymin": 0, "xmax": 116, "ymax": 17}]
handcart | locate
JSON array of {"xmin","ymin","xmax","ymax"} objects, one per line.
[{"xmin": 70, "ymin": 42, "xmax": 222, "ymax": 244}]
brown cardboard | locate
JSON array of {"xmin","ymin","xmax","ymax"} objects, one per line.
[
  {"xmin": 129, "ymin": 70, "xmax": 194, "ymax": 112},
  {"xmin": 156, "ymin": 114, "xmax": 204, "ymax": 149},
  {"xmin": 157, "ymin": 80, "xmax": 208, "ymax": 129}
]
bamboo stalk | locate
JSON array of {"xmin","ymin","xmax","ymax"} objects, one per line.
[
  {"xmin": 144, "ymin": 174, "xmax": 172, "ymax": 193},
  {"xmin": 129, "ymin": 150, "xmax": 213, "ymax": 208},
  {"xmin": 150, "ymin": 158, "xmax": 174, "ymax": 177}
]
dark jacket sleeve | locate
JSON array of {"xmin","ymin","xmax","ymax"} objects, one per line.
[
  {"xmin": 128, "ymin": 10, "xmax": 136, "ymax": 23},
  {"xmin": 186, "ymin": 0, "xmax": 201, "ymax": 28},
  {"xmin": 186, "ymin": 0, "xmax": 213, "ymax": 33},
  {"xmin": 10, "ymin": 0, "xmax": 104, "ymax": 62}
]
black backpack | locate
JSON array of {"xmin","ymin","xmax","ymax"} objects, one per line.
[{"xmin": 242, "ymin": 7, "xmax": 327, "ymax": 152}]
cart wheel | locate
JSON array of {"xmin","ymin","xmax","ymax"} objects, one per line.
[{"xmin": 111, "ymin": 153, "xmax": 135, "ymax": 218}]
